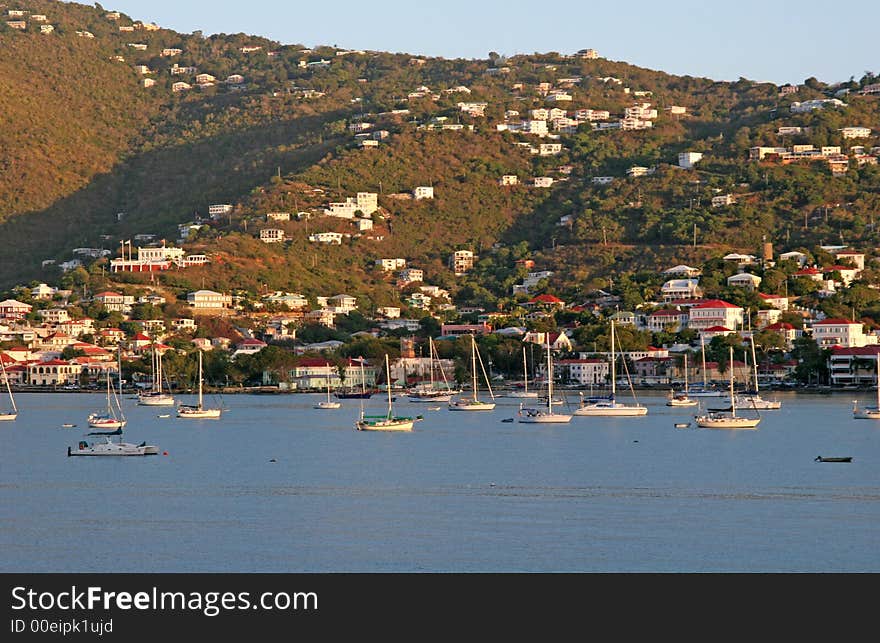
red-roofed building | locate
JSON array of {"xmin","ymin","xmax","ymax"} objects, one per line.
[
  {"xmin": 763, "ymin": 321, "xmax": 802, "ymax": 349},
  {"xmin": 98, "ymin": 328, "xmax": 126, "ymax": 346},
  {"xmin": 811, "ymin": 318, "xmax": 876, "ymax": 348},
  {"xmin": 526, "ymin": 293, "xmax": 566, "ymax": 309},
  {"xmin": 829, "ymin": 345, "xmax": 880, "ymax": 385},
  {"xmin": 822, "ymin": 265, "xmax": 861, "ymax": 286},
  {"xmin": 27, "ymin": 359, "xmax": 82, "ymax": 386},
  {"xmin": 130, "ymin": 332, "xmax": 152, "ymax": 350},
  {"xmin": 758, "ymin": 293, "xmax": 789, "ymax": 310},
  {"xmin": 687, "ymin": 300, "xmax": 743, "ymax": 330},
  {"xmin": 699, "ymin": 326, "xmax": 737, "ymax": 343},
  {"xmin": 232, "ymin": 338, "xmax": 268, "ymax": 358},
  {"xmin": 0, "ymin": 299, "xmax": 32, "ymax": 320}
]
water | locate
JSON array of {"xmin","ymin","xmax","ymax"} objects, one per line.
[{"xmin": 1, "ymin": 390, "xmax": 879, "ymax": 572}]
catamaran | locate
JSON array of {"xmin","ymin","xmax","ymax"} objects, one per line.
[
  {"xmin": 356, "ymin": 354, "xmax": 415, "ymax": 431},
  {"xmin": 574, "ymin": 320, "xmax": 647, "ymax": 416},
  {"xmin": 449, "ymin": 335, "xmax": 496, "ymax": 411},
  {"xmin": 517, "ymin": 342, "xmax": 571, "ymax": 423},
  {"xmin": 694, "ymin": 346, "xmax": 761, "ymax": 429},
  {"xmin": 177, "ymin": 349, "xmax": 222, "ymax": 418},
  {"xmin": 0, "ymin": 356, "xmax": 18, "ymax": 421}
]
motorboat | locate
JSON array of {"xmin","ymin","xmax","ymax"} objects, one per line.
[{"xmin": 815, "ymin": 456, "xmax": 852, "ymax": 463}]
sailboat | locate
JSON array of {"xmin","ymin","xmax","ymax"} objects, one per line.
[
  {"xmin": 732, "ymin": 334, "xmax": 781, "ymax": 410},
  {"xmin": 694, "ymin": 346, "xmax": 761, "ymax": 429},
  {"xmin": 408, "ymin": 337, "xmax": 458, "ymax": 402},
  {"xmin": 334, "ymin": 358, "xmax": 372, "ymax": 398},
  {"xmin": 666, "ymin": 353, "xmax": 698, "ymax": 407},
  {"xmin": 87, "ymin": 372, "xmax": 127, "ymax": 429},
  {"xmin": 177, "ymin": 350, "xmax": 221, "ymax": 418},
  {"xmin": 574, "ymin": 320, "xmax": 647, "ymax": 416},
  {"xmin": 315, "ymin": 370, "xmax": 341, "ymax": 409},
  {"xmin": 688, "ymin": 335, "xmax": 724, "ymax": 397},
  {"xmin": 356, "ymin": 354, "xmax": 415, "ymax": 431},
  {"xmin": 504, "ymin": 345, "xmax": 540, "ymax": 399},
  {"xmin": 517, "ymin": 342, "xmax": 572, "ymax": 423},
  {"xmin": 138, "ymin": 343, "xmax": 175, "ymax": 406},
  {"xmin": 0, "ymin": 356, "xmax": 18, "ymax": 421},
  {"xmin": 448, "ymin": 335, "xmax": 496, "ymax": 411},
  {"xmin": 853, "ymin": 369, "xmax": 880, "ymax": 419}
]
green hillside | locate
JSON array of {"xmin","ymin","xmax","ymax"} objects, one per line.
[{"xmin": 1, "ymin": 0, "xmax": 878, "ymax": 309}]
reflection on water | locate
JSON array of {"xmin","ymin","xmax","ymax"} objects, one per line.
[{"xmin": 1, "ymin": 391, "xmax": 879, "ymax": 572}]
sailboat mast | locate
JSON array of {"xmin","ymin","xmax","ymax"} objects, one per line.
[
  {"xmin": 750, "ymin": 336, "xmax": 759, "ymax": 392},
  {"xmin": 1, "ymin": 358, "xmax": 16, "ymax": 412},
  {"xmin": 701, "ymin": 336, "xmax": 707, "ymax": 389},
  {"xmin": 471, "ymin": 336, "xmax": 478, "ymax": 400},
  {"xmin": 546, "ymin": 342, "xmax": 552, "ymax": 412},
  {"xmin": 198, "ymin": 350, "xmax": 203, "ymax": 408},
  {"xmin": 386, "ymin": 353, "xmax": 392, "ymax": 417},
  {"xmin": 523, "ymin": 345, "xmax": 529, "ymax": 394},
  {"xmin": 729, "ymin": 346, "xmax": 736, "ymax": 417},
  {"xmin": 684, "ymin": 353, "xmax": 689, "ymax": 394},
  {"xmin": 610, "ymin": 320, "xmax": 617, "ymax": 398}
]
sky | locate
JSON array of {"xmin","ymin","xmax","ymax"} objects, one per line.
[{"xmin": 97, "ymin": 0, "xmax": 878, "ymax": 85}]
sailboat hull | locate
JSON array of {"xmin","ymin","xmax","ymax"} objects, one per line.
[
  {"xmin": 138, "ymin": 394, "xmax": 175, "ymax": 406},
  {"xmin": 448, "ymin": 400, "xmax": 496, "ymax": 411},
  {"xmin": 695, "ymin": 415, "xmax": 760, "ymax": 429},
  {"xmin": 0, "ymin": 412, "xmax": 18, "ymax": 421},
  {"xmin": 666, "ymin": 397, "xmax": 698, "ymax": 407},
  {"xmin": 517, "ymin": 411, "xmax": 572, "ymax": 423},
  {"xmin": 356, "ymin": 418, "xmax": 414, "ymax": 431},
  {"xmin": 177, "ymin": 407, "xmax": 222, "ymax": 418},
  {"xmin": 574, "ymin": 404, "xmax": 648, "ymax": 416}
]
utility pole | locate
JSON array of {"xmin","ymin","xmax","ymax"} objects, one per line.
[{"xmin": 693, "ymin": 223, "xmax": 697, "ymax": 248}]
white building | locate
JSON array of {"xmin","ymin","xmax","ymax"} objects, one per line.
[
  {"xmin": 259, "ymin": 228, "xmax": 285, "ymax": 243},
  {"xmin": 678, "ymin": 152, "xmax": 703, "ymax": 169},
  {"xmin": 687, "ymin": 300, "xmax": 744, "ymax": 331},
  {"xmin": 811, "ymin": 318, "xmax": 877, "ymax": 348},
  {"xmin": 413, "ymin": 186, "xmax": 434, "ymax": 200},
  {"xmin": 187, "ymin": 290, "xmax": 232, "ymax": 310},
  {"xmin": 449, "ymin": 250, "xmax": 475, "ymax": 275}
]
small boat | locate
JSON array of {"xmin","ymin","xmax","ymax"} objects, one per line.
[
  {"xmin": 157, "ymin": 414, "xmax": 170, "ymax": 418},
  {"xmin": 62, "ymin": 423, "xmax": 77, "ymax": 428},
  {"xmin": 674, "ymin": 422, "xmax": 691, "ymax": 428},
  {"xmin": 500, "ymin": 418, "xmax": 515, "ymax": 423},
  {"xmin": 427, "ymin": 405, "xmax": 442, "ymax": 411},
  {"xmin": 815, "ymin": 456, "xmax": 852, "ymax": 463},
  {"xmin": 314, "ymin": 372, "xmax": 341, "ymax": 409}
]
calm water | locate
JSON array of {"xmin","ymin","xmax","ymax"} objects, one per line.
[{"xmin": 1, "ymin": 389, "xmax": 879, "ymax": 572}]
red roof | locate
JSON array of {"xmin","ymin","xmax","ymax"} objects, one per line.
[
  {"xmin": 239, "ymin": 338, "xmax": 267, "ymax": 346},
  {"xmin": 94, "ymin": 291, "xmax": 122, "ymax": 297},
  {"xmin": 703, "ymin": 325, "xmax": 733, "ymax": 332},
  {"xmin": 39, "ymin": 359, "xmax": 70, "ymax": 366},
  {"xmin": 297, "ymin": 358, "xmax": 334, "ymax": 367},
  {"xmin": 765, "ymin": 322, "xmax": 796, "ymax": 330},
  {"xmin": 691, "ymin": 300, "xmax": 739, "ymax": 309},
  {"xmin": 529, "ymin": 294, "xmax": 563, "ymax": 304},
  {"xmin": 794, "ymin": 268, "xmax": 822, "ymax": 275},
  {"xmin": 824, "ymin": 265, "xmax": 857, "ymax": 271},
  {"xmin": 813, "ymin": 318, "xmax": 856, "ymax": 325},
  {"xmin": 650, "ymin": 309, "xmax": 684, "ymax": 316},
  {"xmin": 758, "ymin": 293, "xmax": 785, "ymax": 299},
  {"xmin": 132, "ymin": 332, "xmax": 151, "ymax": 341},
  {"xmin": 831, "ymin": 346, "xmax": 880, "ymax": 356}
]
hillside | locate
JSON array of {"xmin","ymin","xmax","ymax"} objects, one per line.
[{"xmin": 1, "ymin": 1, "xmax": 879, "ymax": 311}]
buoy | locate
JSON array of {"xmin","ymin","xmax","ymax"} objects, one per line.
[
  {"xmin": 163, "ymin": 451, "xmax": 168, "ymax": 456},
  {"xmin": 269, "ymin": 458, "xmax": 277, "ymax": 462}
]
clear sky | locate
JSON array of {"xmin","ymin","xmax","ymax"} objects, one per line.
[{"xmin": 98, "ymin": 0, "xmax": 878, "ymax": 85}]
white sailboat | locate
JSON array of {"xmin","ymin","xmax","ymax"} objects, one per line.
[
  {"xmin": 138, "ymin": 343, "xmax": 175, "ymax": 406},
  {"xmin": 517, "ymin": 342, "xmax": 571, "ymax": 423},
  {"xmin": 505, "ymin": 345, "xmax": 540, "ymax": 399},
  {"xmin": 356, "ymin": 354, "xmax": 415, "ymax": 431},
  {"xmin": 177, "ymin": 350, "xmax": 221, "ymax": 418},
  {"xmin": 574, "ymin": 320, "xmax": 647, "ymax": 416},
  {"xmin": 688, "ymin": 335, "xmax": 724, "ymax": 397},
  {"xmin": 732, "ymin": 333, "xmax": 781, "ymax": 410},
  {"xmin": 666, "ymin": 353, "xmax": 698, "ymax": 407},
  {"xmin": 315, "ymin": 370, "xmax": 341, "ymax": 409},
  {"xmin": 0, "ymin": 356, "xmax": 18, "ymax": 421},
  {"xmin": 408, "ymin": 337, "xmax": 458, "ymax": 402},
  {"xmin": 88, "ymin": 372, "xmax": 127, "ymax": 429},
  {"xmin": 853, "ymin": 370, "xmax": 880, "ymax": 419},
  {"xmin": 695, "ymin": 346, "xmax": 761, "ymax": 429},
  {"xmin": 449, "ymin": 335, "xmax": 496, "ymax": 411}
]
